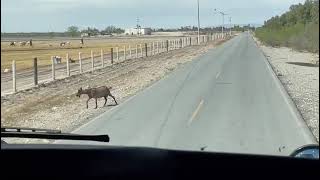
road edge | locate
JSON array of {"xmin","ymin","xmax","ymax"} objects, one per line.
[{"xmin": 250, "ymin": 34, "xmax": 318, "ymax": 144}]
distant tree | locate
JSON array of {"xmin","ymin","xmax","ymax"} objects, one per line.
[
  {"xmin": 256, "ymin": 0, "xmax": 319, "ymax": 52},
  {"xmin": 81, "ymin": 27, "xmax": 100, "ymax": 36},
  {"xmin": 66, "ymin": 26, "xmax": 80, "ymax": 37},
  {"xmin": 101, "ymin": 26, "xmax": 124, "ymax": 34}
]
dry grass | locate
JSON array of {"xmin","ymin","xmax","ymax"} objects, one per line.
[{"xmin": 1, "ymin": 38, "xmax": 170, "ymax": 70}]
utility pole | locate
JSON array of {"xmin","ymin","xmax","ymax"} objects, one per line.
[
  {"xmin": 214, "ymin": 9, "xmax": 228, "ymax": 35},
  {"xmin": 221, "ymin": 12, "xmax": 227, "ymax": 34},
  {"xmin": 136, "ymin": 17, "xmax": 141, "ymax": 36},
  {"xmin": 229, "ymin": 17, "xmax": 232, "ymax": 35},
  {"xmin": 197, "ymin": 0, "xmax": 200, "ymax": 45}
]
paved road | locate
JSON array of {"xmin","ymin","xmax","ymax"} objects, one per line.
[{"xmin": 60, "ymin": 32, "xmax": 316, "ymax": 156}]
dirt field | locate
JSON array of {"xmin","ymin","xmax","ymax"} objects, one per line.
[
  {"xmin": 1, "ymin": 35, "xmax": 185, "ymax": 71},
  {"xmin": 1, "ymin": 37, "xmax": 230, "ymax": 143}
]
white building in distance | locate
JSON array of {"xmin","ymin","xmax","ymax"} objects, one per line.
[{"xmin": 125, "ymin": 28, "xmax": 152, "ymax": 35}]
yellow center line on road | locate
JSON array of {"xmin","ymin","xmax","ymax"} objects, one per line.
[{"xmin": 188, "ymin": 99, "xmax": 204, "ymax": 126}]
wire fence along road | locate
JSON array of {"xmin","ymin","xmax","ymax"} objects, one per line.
[{"xmin": 1, "ymin": 33, "xmax": 229, "ymax": 96}]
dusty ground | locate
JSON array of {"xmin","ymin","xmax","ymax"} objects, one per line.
[
  {"xmin": 1, "ymin": 38, "xmax": 229, "ymax": 143},
  {"xmin": 253, "ymin": 36, "xmax": 319, "ymax": 142}
]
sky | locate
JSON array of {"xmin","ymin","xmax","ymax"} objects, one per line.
[{"xmin": 1, "ymin": 0, "xmax": 306, "ymax": 32}]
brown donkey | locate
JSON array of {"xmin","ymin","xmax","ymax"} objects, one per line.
[{"xmin": 76, "ymin": 86, "xmax": 118, "ymax": 109}]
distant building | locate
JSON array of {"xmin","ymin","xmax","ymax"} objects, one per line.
[
  {"xmin": 125, "ymin": 28, "xmax": 152, "ymax": 35},
  {"xmin": 81, "ymin": 33, "xmax": 89, "ymax": 37}
]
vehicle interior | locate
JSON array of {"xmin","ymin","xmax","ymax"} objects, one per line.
[{"xmin": 1, "ymin": 127, "xmax": 319, "ymax": 178}]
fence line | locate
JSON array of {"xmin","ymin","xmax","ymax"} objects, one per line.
[
  {"xmin": 5, "ymin": 33, "xmax": 231, "ymax": 94},
  {"xmin": 101, "ymin": 49, "xmax": 104, "ymax": 68}
]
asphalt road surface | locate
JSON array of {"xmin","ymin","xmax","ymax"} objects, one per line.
[{"xmin": 59, "ymin": 32, "xmax": 317, "ymax": 156}]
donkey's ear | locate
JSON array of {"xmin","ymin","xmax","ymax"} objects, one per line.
[{"xmin": 80, "ymin": 87, "xmax": 82, "ymax": 90}]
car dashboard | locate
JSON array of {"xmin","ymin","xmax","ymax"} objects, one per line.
[{"xmin": 1, "ymin": 143, "xmax": 318, "ymax": 178}]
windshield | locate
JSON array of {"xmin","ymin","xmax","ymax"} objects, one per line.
[{"xmin": 1, "ymin": 0, "xmax": 319, "ymax": 157}]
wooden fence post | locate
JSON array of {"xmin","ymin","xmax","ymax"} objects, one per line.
[
  {"xmin": 111, "ymin": 48, "xmax": 114, "ymax": 64},
  {"xmin": 166, "ymin": 40, "xmax": 169, "ymax": 52},
  {"xmin": 135, "ymin": 44, "xmax": 138, "ymax": 58},
  {"xmin": 145, "ymin": 43, "xmax": 148, "ymax": 57},
  {"xmin": 91, "ymin": 50, "xmax": 94, "ymax": 73},
  {"xmin": 101, "ymin": 49, "xmax": 104, "ymax": 68},
  {"xmin": 129, "ymin": 45, "xmax": 132, "ymax": 58},
  {"xmin": 51, "ymin": 56, "xmax": 55, "ymax": 81},
  {"xmin": 161, "ymin": 41, "xmax": 163, "ymax": 53},
  {"xmin": 116, "ymin": 47, "xmax": 119, "ymax": 61},
  {"xmin": 66, "ymin": 53, "xmax": 70, "ymax": 76},
  {"xmin": 156, "ymin": 42, "xmax": 159, "ymax": 54},
  {"xmin": 152, "ymin": 42, "xmax": 155, "ymax": 55},
  {"xmin": 33, "ymin": 57, "xmax": 38, "ymax": 86},
  {"xmin": 12, "ymin": 60, "xmax": 16, "ymax": 93},
  {"xmin": 140, "ymin": 44, "xmax": 143, "ymax": 57},
  {"xmin": 124, "ymin": 46, "xmax": 126, "ymax": 60},
  {"xmin": 79, "ymin": 52, "xmax": 82, "ymax": 73}
]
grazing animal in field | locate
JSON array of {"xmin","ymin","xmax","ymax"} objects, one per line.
[
  {"xmin": 76, "ymin": 86, "xmax": 118, "ymax": 109},
  {"xmin": 68, "ymin": 58, "xmax": 76, "ymax": 63},
  {"xmin": 19, "ymin": 41, "xmax": 27, "ymax": 46},
  {"xmin": 53, "ymin": 56, "xmax": 62, "ymax": 64},
  {"xmin": 9, "ymin": 41, "xmax": 16, "ymax": 46},
  {"xmin": 60, "ymin": 41, "xmax": 70, "ymax": 46},
  {"xmin": 3, "ymin": 68, "xmax": 10, "ymax": 73},
  {"xmin": 26, "ymin": 39, "xmax": 32, "ymax": 46}
]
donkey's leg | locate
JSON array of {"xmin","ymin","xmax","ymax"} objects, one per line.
[
  {"xmin": 94, "ymin": 98, "xmax": 98, "ymax": 109},
  {"xmin": 104, "ymin": 96, "xmax": 108, "ymax": 106},
  {"xmin": 109, "ymin": 94, "xmax": 118, "ymax": 105},
  {"xmin": 86, "ymin": 98, "xmax": 90, "ymax": 109}
]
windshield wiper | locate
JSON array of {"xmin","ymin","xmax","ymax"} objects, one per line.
[{"xmin": 1, "ymin": 127, "xmax": 109, "ymax": 142}]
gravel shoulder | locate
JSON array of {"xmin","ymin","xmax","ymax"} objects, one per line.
[
  {"xmin": 1, "ymin": 38, "xmax": 230, "ymax": 143},
  {"xmin": 253, "ymin": 36, "xmax": 319, "ymax": 142}
]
